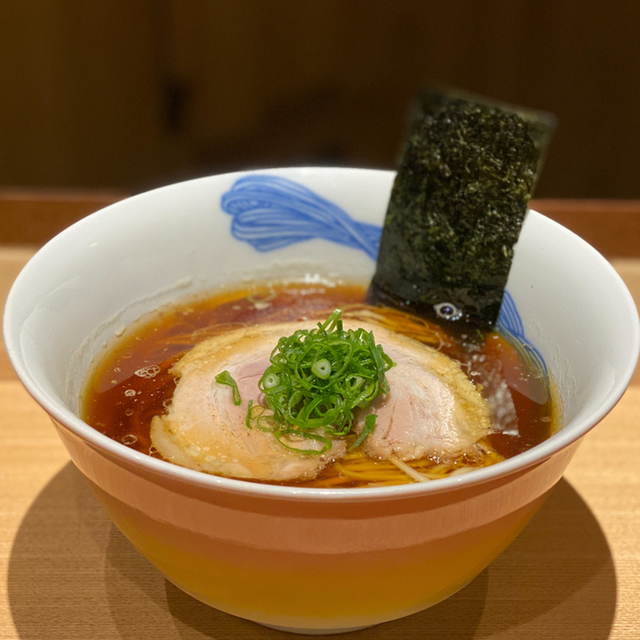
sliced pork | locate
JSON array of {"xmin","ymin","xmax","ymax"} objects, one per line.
[
  {"xmin": 150, "ymin": 322, "xmax": 347, "ymax": 482},
  {"xmin": 151, "ymin": 317, "xmax": 491, "ymax": 482},
  {"xmin": 355, "ymin": 328, "xmax": 492, "ymax": 461}
]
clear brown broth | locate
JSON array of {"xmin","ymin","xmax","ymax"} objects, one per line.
[{"xmin": 82, "ymin": 281, "xmax": 557, "ymax": 487}]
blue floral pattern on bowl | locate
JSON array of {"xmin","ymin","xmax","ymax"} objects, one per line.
[{"xmin": 221, "ymin": 174, "xmax": 547, "ymax": 376}]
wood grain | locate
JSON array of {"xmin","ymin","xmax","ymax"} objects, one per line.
[
  {"xmin": 0, "ymin": 190, "xmax": 125, "ymax": 246},
  {"xmin": 532, "ymin": 199, "xmax": 640, "ymax": 259}
]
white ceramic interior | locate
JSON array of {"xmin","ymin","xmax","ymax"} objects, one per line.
[{"xmin": 4, "ymin": 167, "xmax": 639, "ymax": 633}]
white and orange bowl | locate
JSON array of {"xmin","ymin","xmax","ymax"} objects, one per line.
[{"xmin": 4, "ymin": 168, "xmax": 639, "ymax": 634}]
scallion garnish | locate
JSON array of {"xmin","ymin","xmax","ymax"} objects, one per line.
[
  {"xmin": 349, "ymin": 413, "xmax": 378, "ymax": 451},
  {"xmin": 215, "ymin": 370, "xmax": 242, "ymax": 406},
  {"xmin": 311, "ymin": 358, "xmax": 332, "ymax": 379},
  {"xmin": 248, "ymin": 309, "xmax": 394, "ymax": 454},
  {"xmin": 263, "ymin": 372, "xmax": 279, "ymax": 389}
]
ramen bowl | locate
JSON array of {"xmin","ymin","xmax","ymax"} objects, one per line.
[{"xmin": 4, "ymin": 168, "xmax": 639, "ymax": 634}]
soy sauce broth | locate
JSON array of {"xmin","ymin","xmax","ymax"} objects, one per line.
[{"xmin": 82, "ymin": 281, "xmax": 558, "ymax": 480}]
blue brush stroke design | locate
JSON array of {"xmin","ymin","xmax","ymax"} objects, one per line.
[
  {"xmin": 220, "ymin": 173, "xmax": 547, "ymax": 378},
  {"xmin": 220, "ymin": 174, "xmax": 380, "ymax": 259},
  {"xmin": 497, "ymin": 291, "xmax": 549, "ymax": 377}
]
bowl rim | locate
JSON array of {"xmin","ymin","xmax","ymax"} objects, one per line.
[{"xmin": 5, "ymin": 167, "xmax": 640, "ymax": 502}]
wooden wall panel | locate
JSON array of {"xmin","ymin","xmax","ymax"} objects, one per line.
[
  {"xmin": 0, "ymin": 1, "xmax": 186, "ymax": 189},
  {"xmin": 2, "ymin": 1, "xmax": 640, "ymax": 199}
]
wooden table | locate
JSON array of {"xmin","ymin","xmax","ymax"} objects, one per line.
[{"xmin": 1, "ymin": 196, "xmax": 639, "ymax": 639}]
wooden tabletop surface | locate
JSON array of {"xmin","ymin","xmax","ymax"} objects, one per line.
[{"xmin": 1, "ymin": 195, "xmax": 639, "ymax": 639}]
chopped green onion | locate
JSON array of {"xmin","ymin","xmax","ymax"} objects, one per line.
[
  {"xmin": 349, "ymin": 414, "xmax": 378, "ymax": 450},
  {"xmin": 311, "ymin": 358, "xmax": 332, "ymax": 379},
  {"xmin": 215, "ymin": 370, "xmax": 242, "ymax": 406},
  {"xmin": 263, "ymin": 372, "xmax": 279, "ymax": 389},
  {"xmin": 274, "ymin": 429, "xmax": 332, "ymax": 456},
  {"xmin": 253, "ymin": 309, "xmax": 395, "ymax": 455},
  {"xmin": 245, "ymin": 399, "xmax": 255, "ymax": 428}
]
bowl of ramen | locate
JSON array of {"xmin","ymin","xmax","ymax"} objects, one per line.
[{"xmin": 5, "ymin": 167, "xmax": 639, "ymax": 634}]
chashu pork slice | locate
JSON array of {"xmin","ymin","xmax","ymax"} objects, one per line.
[
  {"xmin": 150, "ymin": 322, "xmax": 347, "ymax": 482},
  {"xmin": 354, "ymin": 326, "xmax": 492, "ymax": 461},
  {"xmin": 151, "ymin": 316, "xmax": 492, "ymax": 482}
]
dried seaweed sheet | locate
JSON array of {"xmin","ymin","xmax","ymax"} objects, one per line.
[{"xmin": 368, "ymin": 87, "xmax": 555, "ymax": 328}]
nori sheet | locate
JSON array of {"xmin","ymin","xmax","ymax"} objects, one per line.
[{"xmin": 367, "ymin": 87, "xmax": 555, "ymax": 328}]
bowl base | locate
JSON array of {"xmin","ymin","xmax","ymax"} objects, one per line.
[{"xmin": 259, "ymin": 622, "xmax": 375, "ymax": 635}]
